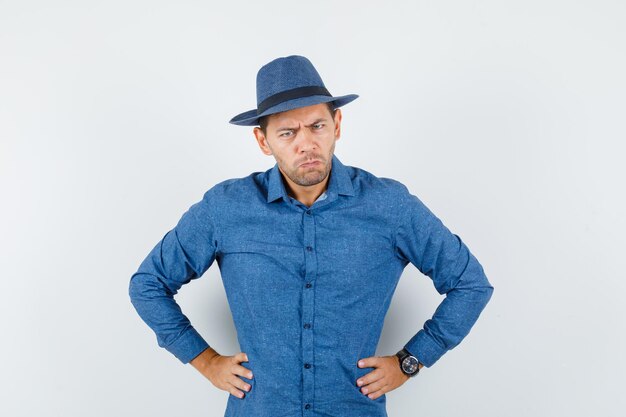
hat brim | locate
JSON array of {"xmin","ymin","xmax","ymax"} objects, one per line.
[{"xmin": 229, "ymin": 93, "xmax": 359, "ymax": 126}]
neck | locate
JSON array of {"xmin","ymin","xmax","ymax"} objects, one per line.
[{"xmin": 281, "ymin": 170, "xmax": 330, "ymax": 208}]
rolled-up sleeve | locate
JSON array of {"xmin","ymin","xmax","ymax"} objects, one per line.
[
  {"xmin": 393, "ymin": 187, "xmax": 494, "ymax": 367},
  {"xmin": 128, "ymin": 189, "xmax": 218, "ymax": 364}
]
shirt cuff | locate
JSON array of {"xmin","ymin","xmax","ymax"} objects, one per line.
[
  {"xmin": 404, "ymin": 329, "xmax": 447, "ymax": 368},
  {"xmin": 164, "ymin": 326, "xmax": 210, "ymax": 364}
]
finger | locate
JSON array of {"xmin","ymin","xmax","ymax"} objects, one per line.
[
  {"xmin": 231, "ymin": 363, "xmax": 254, "ymax": 379},
  {"xmin": 360, "ymin": 378, "xmax": 387, "ymax": 396},
  {"xmin": 357, "ymin": 356, "xmax": 380, "ymax": 369},
  {"xmin": 356, "ymin": 368, "xmax": 383, "ymax": 387},
  {"xmin": 229, "ymin": 375, "xmax": 252, "ymax": 393},
  {"xmin": 233, "ymin": 352, "xmax": 249, "ymax": 363},
  {"xmin": 227, "ymin": 382, "xmax": 246, "ymax": 399},
  {"xmin": 366, "ymin": 386, "xmax": 387, "ymax": 400}
]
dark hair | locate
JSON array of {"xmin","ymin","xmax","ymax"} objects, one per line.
[{"xmin": 258, "ymin": 101, "xmax": 336, "ymax": 135}]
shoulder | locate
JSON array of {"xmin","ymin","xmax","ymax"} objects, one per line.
[
  {"xmin": 346, "ymin": 162, "xmax": 412, "ymax": 199},
  {"xmin": 199, "ymin": 170, "xmax": 268, "ymax": 207},
  {"xmin": 344, "ymin": 161, "xmax": 431, "ymax": 223}
]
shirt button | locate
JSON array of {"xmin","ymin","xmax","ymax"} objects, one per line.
[
  {"xmin": 306, "ymin": 246, "xmax": 313, "ymax": 251},
  {"xmin": 305, "ymin": 282, "xmax": 312, "ymax": 288},
  {"xmin": 303, "ymin": 323, "xmax": 311, "ymax": 329},
  {"xmin": 304, "ymin": 363, "xmax": 311, "ymax": 369},
  {"xmin": 304, "ymin": 403, "xmax": 311, "ymax": 410}
]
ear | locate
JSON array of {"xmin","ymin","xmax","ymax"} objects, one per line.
[
  {"xmin": 253, "ymin": 127, "xmax": 273, "ymax": 156},
  {"xmin": 333, "ymin": 108, "xmax": 342, "ymax": 141}
]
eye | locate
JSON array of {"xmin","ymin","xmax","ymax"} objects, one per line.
[
  {"xmin": 312, "ymin": 123, "xmax": 324, "ymax": 130},
  {"xmin": 279, "ymin": 130, "xmax": 293, "ymax": 138}
]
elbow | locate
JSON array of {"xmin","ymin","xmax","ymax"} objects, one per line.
[
  {"xmin": 128, "ymin": 272, "xmax": 143, "ymax": 306},
  {"xmin": 484, "ymin": 281, "xmax": 494, "ymax": 305},
  {"xmin": 474, "ymin": 268, "xmax": 494, "ymax": 305},
  {"xmin": 128, "ymin": 270, "xmax": 174, "ymax": 304},
  {"xmin": 129, "ymin": 271, "xmax": 160, "ymax": 305},
  {"xmin": 474, "ymin": 268, "xmax": 495, "ymax": 308},
  {"xmin": 466, "ymin": 280, "xmax": 494, "ymax": 307}
]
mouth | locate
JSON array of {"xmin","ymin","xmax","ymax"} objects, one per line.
[{"xmin": 300, "ymin": 160, "xmax": 321, "ymax": 168}]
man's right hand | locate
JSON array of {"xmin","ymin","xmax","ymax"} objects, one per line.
[{"xmin": 190, "ymin": 347, "xmax": 254, "ymax": 399}]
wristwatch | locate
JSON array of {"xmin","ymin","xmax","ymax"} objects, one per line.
[{"xmin": 395, "ymin": 347, "xmax": 421, "ymax": 377}]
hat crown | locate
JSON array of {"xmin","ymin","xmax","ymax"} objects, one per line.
[
  {"xmin": 228, "ymin": 54, "xmax": 358, "ymax": 126},
  {"xmin": 256, "ymin": 55, "xmax": 326, "ymax": 106}
]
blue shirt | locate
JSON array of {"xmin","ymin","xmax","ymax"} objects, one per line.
[{"xmin": 129, "ymin": 154, "xmax": 494, "ymax": 417}]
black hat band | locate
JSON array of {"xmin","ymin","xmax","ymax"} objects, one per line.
[{"xmin": 257, "ymin": 86, "xmax": 331, "ymax": 115}]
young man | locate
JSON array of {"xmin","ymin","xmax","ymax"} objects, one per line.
[{"xmin": 129, "ymin": 55, "xmax": 494, "ymax": 417}]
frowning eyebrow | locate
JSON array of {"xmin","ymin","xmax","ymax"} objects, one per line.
[{"xmin": 275, "ymin": 118, "xmax": 328, "ymax": 133}]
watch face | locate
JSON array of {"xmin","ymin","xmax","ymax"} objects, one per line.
[{"xmin": 402, "ymin": 356, "xmax": 419, "ymax": 374}]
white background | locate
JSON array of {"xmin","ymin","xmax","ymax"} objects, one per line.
[{"xmin": 1, "ymin": 1, "xmax": 625, "ymax": 416}]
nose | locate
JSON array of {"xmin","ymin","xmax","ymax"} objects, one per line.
[{"xmin": 295, "ymin": 127, "xmax": 317, "ymax": 153}]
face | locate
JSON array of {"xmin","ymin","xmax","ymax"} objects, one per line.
[{"xmin": 253, "ymin": 102, "xmax": 342, "ymax": 188}]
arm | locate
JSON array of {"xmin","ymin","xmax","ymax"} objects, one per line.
[
  {"xmin": 394, "ymin": 187, "xmax": 494, "ymax": 367},
  {"xmin": 128, "ymin": 189, "xmax": 218, "ymax": 364},
  {"xmin": 190, "ymin": 346, "xmax": 221, "ymax": 371}
]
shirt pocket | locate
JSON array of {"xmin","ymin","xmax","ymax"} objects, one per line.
[
  {"xmin": 220, "ymin": 240, "xmax": 268, "ymax": 254},
  {"xmin": 220, "ymin": 239, "xmax": 302, "ymax": 267},
  {"xmin": 217, "ymin": 240, "xmax": 304, "ymax": 291}
]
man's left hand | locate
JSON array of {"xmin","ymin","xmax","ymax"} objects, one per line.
[{"xmin": 356, "ymin": 355, "xmax": 423, "ymax": 400}]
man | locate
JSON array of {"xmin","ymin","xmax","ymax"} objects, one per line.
[{"xmin": 129, "ymin": 55, "xmax": 494, "ymax": 417}]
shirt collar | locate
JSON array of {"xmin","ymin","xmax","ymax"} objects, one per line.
[{"xmin": 266, "ymin": 154, "xmax": 355, "ymax": 203}]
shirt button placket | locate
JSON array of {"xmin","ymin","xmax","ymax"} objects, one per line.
[{"xmin": 302, "ymin": 208, "xmax": 317, "ymax": 410}]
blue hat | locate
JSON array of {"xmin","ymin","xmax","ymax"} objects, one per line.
[{"xmin": 229, "ymin": 55, "xmax": 359, "ymax": 126}]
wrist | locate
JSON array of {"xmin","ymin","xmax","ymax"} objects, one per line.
[
  {"xmin": 190, "ymin": 347, "xmax": 220, "ymax": 371},
  {"xmin": 396, "ymin": 347, "xmax": 421, "ymax": 377}
]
